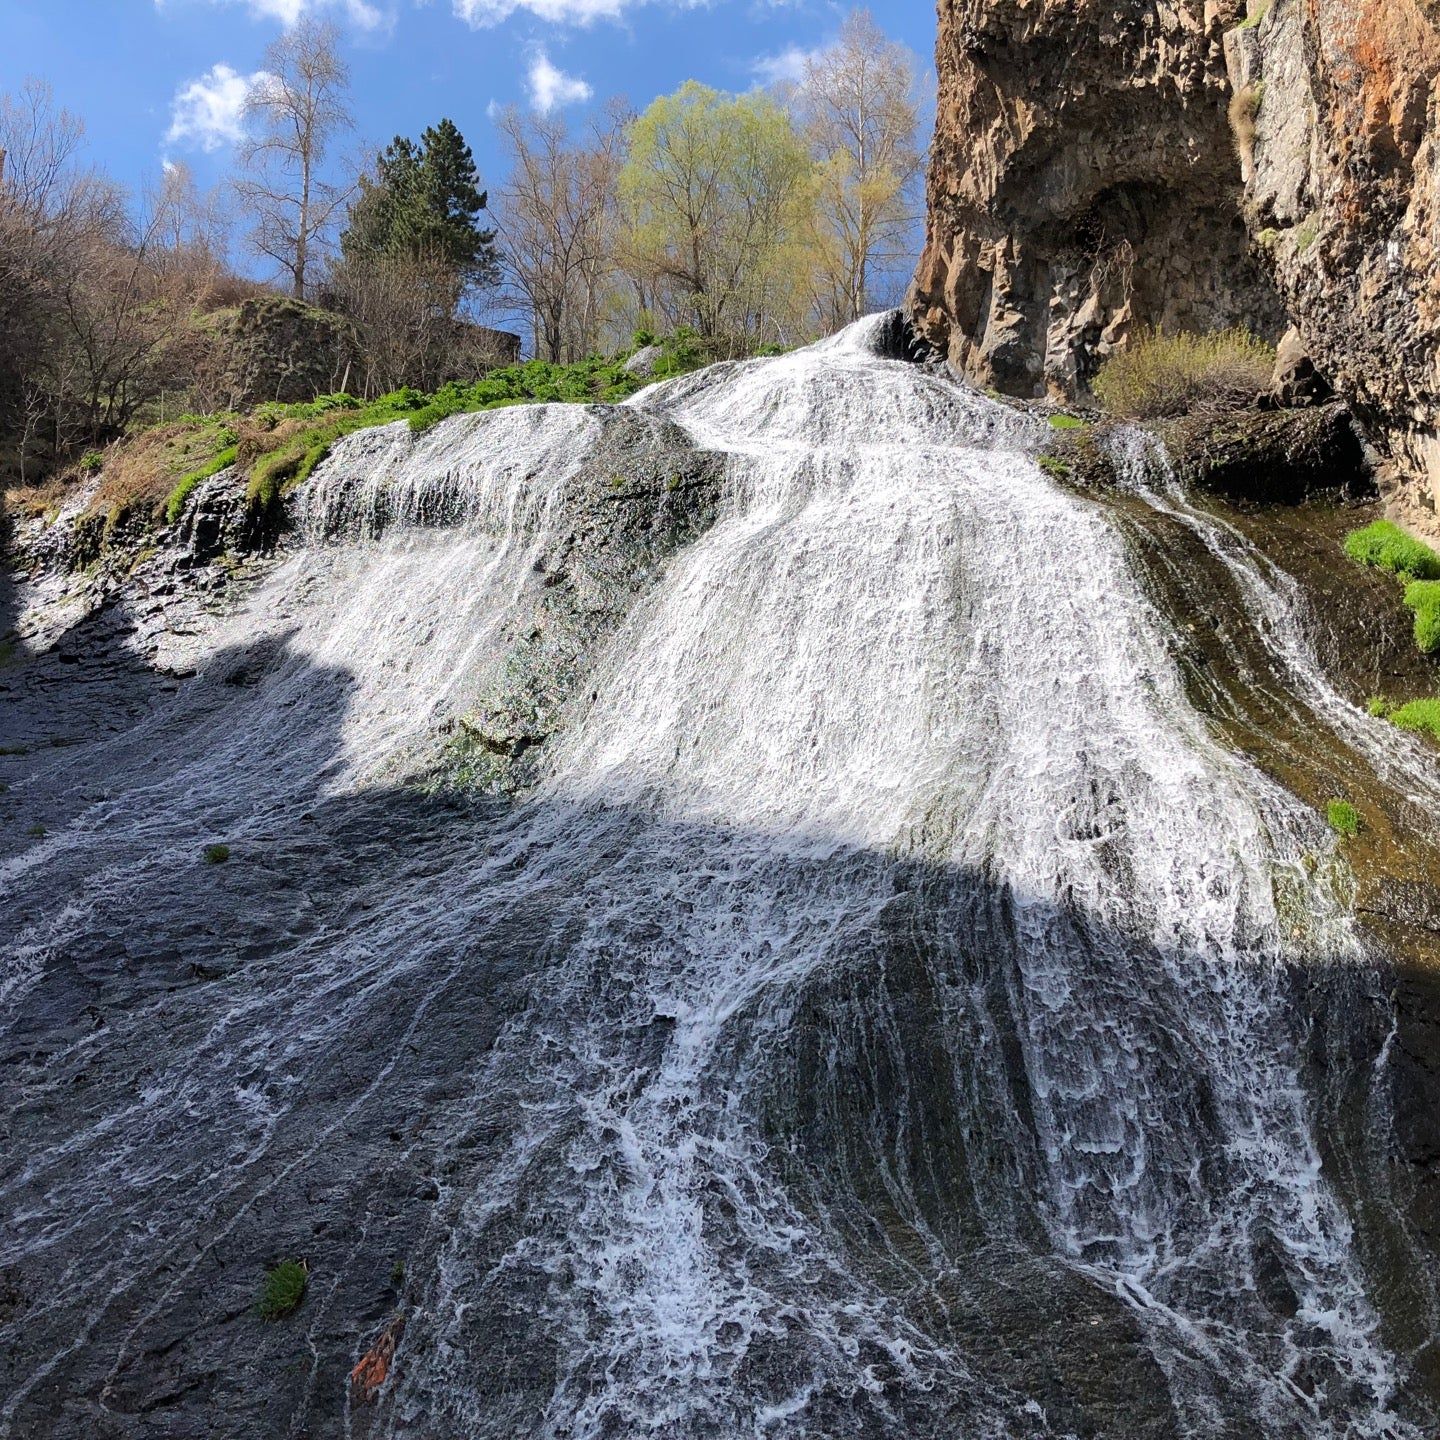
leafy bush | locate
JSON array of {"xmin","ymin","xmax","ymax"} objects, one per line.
[
  {"xmin": 258, "ymin": 1259, "xmax": 307, "ymax": 1320},
  {"xmin": 79, "ymin": 450, "xmax": 105, "ymax": 474},
  {"xmin": 1325, "ymin": 799, "xmax": 1360, "ymax": 838},
  {"xmin": 1343, "ymin": 521, "xmax": 1440, "ymax": 581},
  {"xmin": 1091, "ymin": 328, "xmax": 1276, "ymax": 419},
  {"xmin": 1405, "ymin": 580, "xmax": 1440, "ymax": 654},
  {"xmin": 203, "ymin": 843, "xmax": 231, "ymax": 864}
]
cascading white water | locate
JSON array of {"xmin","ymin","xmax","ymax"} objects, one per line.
[{"xmin": 0, "ymin": 317, "xmax": 1429, "ymax": 1439}]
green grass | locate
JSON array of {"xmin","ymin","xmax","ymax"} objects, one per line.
[
  {"xmin": 1047, "ymin": 413, "xmax": 1088, "ymax": 431},
  {"xmin": 1344, "ymin": 522, "xmax": 1440, "ymax": 656},
  {"xmin": 1343, "ymin": 520, "xmax": 1440, "ymax": 581},
  {"xmin": 405, "ymin": 332, "xmax": 714, "ymax": 436},
  {"xmin": 203, "ymin": 843, "xmax": 231, "ymax": 864},
  {"xmin": 1038, "ymin": 455, "xmax": 1072, "ymax": 479},
  {"xmin": 244, "ymin": 389, "xmax": 431, "ymax": 519},
  {"xmin": 1390, "ymin": 699, "xmax": 1440, "ymax": 744},
  {"xmin": 1325, "ymin": 799, "xmax": 1360, "ymax": 838},
  {"xmin": 165, "ymin": 446, "xmax": 240, "ymax": 525},
  {"xmin": 258, "ymin": 1259, "xmax": 307, "ymax": 1320},
  {"xmin": 1238, "ymin": 0, "xmax": 1269, "ymax": 29},
  {"xmin": 1405, "ymin": 580, "xmax": 1440, "ymax": 654}
]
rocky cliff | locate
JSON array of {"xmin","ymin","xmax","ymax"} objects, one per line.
[
  {"xmin": 911, "ymin": 0, "xmax": 1440, "ymax": 533},
  {"xmin": 1226, "ymin": 0, "xmax": 1440, "ymax": 533}
]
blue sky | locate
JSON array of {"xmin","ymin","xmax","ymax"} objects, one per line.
[{"xmin": 3, "ymin": 1, "xmax": 936, "ymax": 243}]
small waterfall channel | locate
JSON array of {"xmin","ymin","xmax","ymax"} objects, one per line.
[{"xmin": 0, "ymin": 317, "xmax": 1435, "ymax": 1438}]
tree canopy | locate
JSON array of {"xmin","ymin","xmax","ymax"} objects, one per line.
[{"xmin": 342, "ymin": 119, "xmax": 499, "ymax": 286}]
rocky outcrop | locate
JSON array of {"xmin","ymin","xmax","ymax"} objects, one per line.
[
  {"xmin": 909, "ymin": 0, "xmax": 1287, "ymax": 399},
  {"xmin": 1226, "ymin": 0, "xmax": 1440, "ymax": 538},
  {"xmin": 910, "ymin": 0, "xmax": 1440, "ymax": 539},
  {"xmin": 210, "ymin": 296, "xmax": 362, "ymax": 408}
]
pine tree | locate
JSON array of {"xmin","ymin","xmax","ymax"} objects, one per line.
[{"xmin": 341, "ymin": 119, "xmax": 498, "ymax": 287}]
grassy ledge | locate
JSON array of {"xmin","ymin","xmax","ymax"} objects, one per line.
[{"xmin": 1343, "ymin": 520, "xmax": 1440, "ymax": 582}]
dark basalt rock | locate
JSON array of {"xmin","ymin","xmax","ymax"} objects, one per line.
[{"xmin": 1162, "ymin": 403, "xmax": 1374, "ymax": 505}]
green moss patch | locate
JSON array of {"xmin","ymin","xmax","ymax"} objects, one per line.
[
  {"xmin": 165, "ymin": 445, "xmax": 240, "ymax": 526},
  {"xmin": 1390, "ymin": 699, "xmax": 1440, "ymax": 744},
  {"xmin": 1325, "ymin": 799, "xmax": 1360, "ymax": 838},
  {"xmin": 203, "ymin": 843, "xmax": 231, "ymax": 865},
  {"xmin": 1405, "ymin": 580, "xmax": 1440, "ymax": 654}
]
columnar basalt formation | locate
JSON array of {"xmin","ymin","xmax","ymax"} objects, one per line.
[
  {"xmin": 911, "ymin": 0, "xmax": 1440, "ymax": 535},
  {"xmin": 909, "ymin": 0, "xmax": 1287, "ymax": 399},
  {"xmin": 1226, "ymin": 0, "xmax": 1440, "ymax": 534}
]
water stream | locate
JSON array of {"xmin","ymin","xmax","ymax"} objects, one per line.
[{"xmin": 0, "ymin": 317, "xmax": 1432, "ymax": 1438}]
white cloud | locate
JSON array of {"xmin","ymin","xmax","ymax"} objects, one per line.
[
  {"xmin": 526, "ymin": 51, "xmax": 593, "ymax": 113},
  {"xmin": 156, "ymin": 0, "xmax": 389, "ymax": 31},
  {"xmin": 750, "ymin": 42, "xmax": 817, "ymax": 86},
  {"xmin": 165, "ymin": 63, "xmax": 272, "ymax": 151},
  {"xmin": 456, "ymin": 0, "xmax": 684, "ymax": 26}
]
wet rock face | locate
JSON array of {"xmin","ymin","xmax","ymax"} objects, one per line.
[
  {"xmin": 1227, "ymin": 0, "xmax": 1440, "ymax": 540},
  {"xmin": 909, "ymin": 0, "xmax": 1287, "ymax": 398}
]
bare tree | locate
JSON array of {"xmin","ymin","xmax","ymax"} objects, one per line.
[
  {"xmin": 237, "ymin": 20, "xmax": 354, "ymax": 299},
  {"xmin": 1, "ymin": 81, "xmax": 246, "ymax": 482},
  {"xmin": 796, "ymin": 10, "xmax": 924, "ymax": 329},
  {"xmin": 493, "ymin": 105, "xmax": 626, "ymax": 362}
]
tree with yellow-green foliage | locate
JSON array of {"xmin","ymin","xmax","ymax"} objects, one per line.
[
  {"xmin": 793, "ymin": 9, "xmax": 924, "ymax": 331},
  {"xmin": 617, "ymin": 82, "xmax": 816, "ymax": 350}
]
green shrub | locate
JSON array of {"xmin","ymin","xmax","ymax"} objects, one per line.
[
  {"xmin": 1325, "ymin": 799, "xmax": 1360, "ymax": 838},
  {"xmin": 1390, "ymin": 699, "xmax": 1440, "ymax": 744},
  {"xmin": 1343, "ymin": 520, "xmax": 1440, "ymax": 581},
  {"xmin": 1367, "ymin": 695, "xmax": 1392, "ymax": 718},
  {"xmin": 79, "ymin": 450, "xmax": 105, "ymax": 474},
  {"xmin": 258, "ymin": 1259, "xmax": 307, "ymax": 1320},
  {"xmin": 1405, "ymin": 580, "xmax": 1440, "ymax": 653},
  {"xmin": 406, "ymin": 335, "xmax": 716, "ymax": 435},
  {"xmin": 1091, "ymin": 328, "xmax": 1276, "ymax": 419},
  {"xmin": 203, "ymin": 843, "xmax": 230, "ymax": 864}
]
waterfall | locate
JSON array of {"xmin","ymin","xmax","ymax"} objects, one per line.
[{"xmin": 0, "ymin": 316, "xmax": 1430, "ymax": 1439}]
